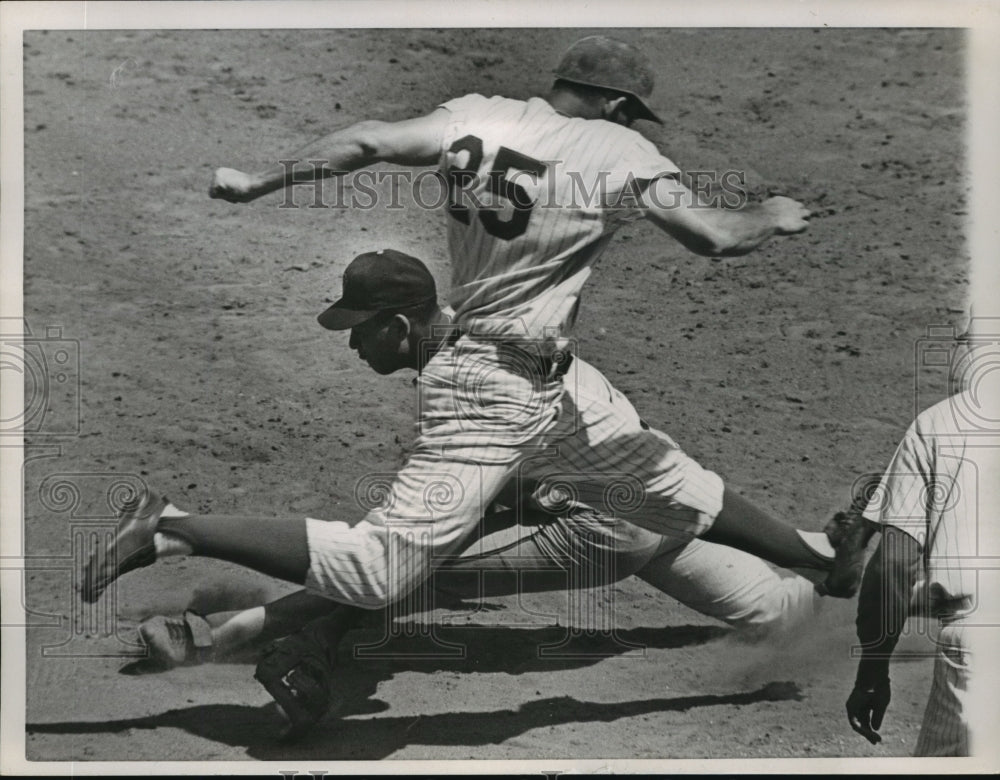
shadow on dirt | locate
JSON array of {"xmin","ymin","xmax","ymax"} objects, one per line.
[
  {"xmin": 26, "ymin": 683, "xmax": 802, "ymax": 760},
  {"xmin": 26, "ymin": 623, "xmax": 804, "ymax": 759},
  {"xmin": 118, "ymin": 621, "xmax": 733, "ymax": 676}
]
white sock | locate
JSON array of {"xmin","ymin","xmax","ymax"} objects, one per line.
[
  {"xmin": 797, "ymin": 529, "xmax": 834, "ymax": 560},
  {"xmin": 154, "ymin": 531, "xmax": 193, "ymax": 557}
]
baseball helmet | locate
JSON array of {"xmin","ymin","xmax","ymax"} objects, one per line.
[{"xmin": 554, "ymin": 35, "xmax": 662, "ymax": 124}]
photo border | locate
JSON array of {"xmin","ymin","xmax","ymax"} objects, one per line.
[{"xmin": 2, "ymin": 1, "xmax": 999, "ymax": 775}]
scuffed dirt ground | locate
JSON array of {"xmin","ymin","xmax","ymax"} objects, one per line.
[{"xmin": 19, "ymin": 27, "xmax": 966, "ymax": 764}]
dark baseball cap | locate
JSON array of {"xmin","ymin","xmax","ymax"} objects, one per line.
[{"xmin": 317, "ymin": 249, "xmax": 437, "ymax": 331}]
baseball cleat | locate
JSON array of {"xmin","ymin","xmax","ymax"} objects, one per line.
[
  {"xmin": 138, "ymin": 611, "xmax": 214, "ymax": 669},
  {"xmin": 254, "ymin": 630, "xmax": 334, "ymax": 740},
  {"xmin": 820, "ymin": 477, "xmax": 881, "ymax": 598},
  {"xmin": 79, "ymin": 489, "xmax": 169, "ymax": 603}
]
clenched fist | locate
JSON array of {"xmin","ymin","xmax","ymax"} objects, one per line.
[
  {"xmin": 209, "ymin": 167, "xmax": 259, "ymax": 203},
  {"xmin": 762, "ymin": 195, "xmax": 811, "ymax": 234}
]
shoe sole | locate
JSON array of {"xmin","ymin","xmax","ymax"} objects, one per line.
[{"xmin": 79, "ymin": 494, "xmax": 167, "ymax": 603}]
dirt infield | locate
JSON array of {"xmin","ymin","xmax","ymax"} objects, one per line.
[{"xmin": 18, "ymin": 26, "xmax": 968, "ymax": 763}]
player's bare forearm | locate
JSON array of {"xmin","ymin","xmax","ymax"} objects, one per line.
[
  {"xmin": 853, "ymin": 526, "xmax": 921, "ymax": 686},
  {"xmin": 845, "ymin": 526, "xmax": 919, "ymax": 744},
  {"xmin": 209, "ymin": 110, "xmax": 450, "ymax": 203},
  {"xmin": 209, "ymin": 123, "xmax": 386, "ymax": 203},
  {"xmin": 642, "ymin": 176, "xmax": 810, "ymax": 257}
]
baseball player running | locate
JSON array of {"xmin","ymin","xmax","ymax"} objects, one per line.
[
  {"xmin": 137, "ymin": 251, "xmax": 827, "ymax": 735},
  {"xmin": 844, "ymin": 312, "xmax": 999, "ymax": 757},
  {"xmin": 82, "ymin": 37, "xmax": 863, "ymax": 632}
]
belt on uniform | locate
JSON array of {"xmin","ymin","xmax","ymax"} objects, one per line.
[
  {"xmin": 441, "ymin": 328, "xmax": 574, "ymax": 380},
  {"xmin": 931, "ymin": 595, "xmax": 975, "ymax": 623}
]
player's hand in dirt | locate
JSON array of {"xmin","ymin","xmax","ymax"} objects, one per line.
[
  {"xmin": 845, "ymin": 678, "xmax": 891, "ymax": 744},
  {"xmin": 209, "ymin": 167, "xmax": 259, "ymax": 202},
  {"xmin": 762, "ymin": 195, "xmax": 811, "ymax": 234}
]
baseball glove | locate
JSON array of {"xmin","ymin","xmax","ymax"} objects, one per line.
[{"xmin": 254, "ymin": 631, "xmax": 333, "ymax": 740}]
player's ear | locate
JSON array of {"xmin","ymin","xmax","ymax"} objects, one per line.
[
  {"xmin": 390, "ymin": 313, "xmax": 411, "ymax": 341},
  {"xmin": 602, "ymin": 96, "xmax": 630, "ymax": 124}
]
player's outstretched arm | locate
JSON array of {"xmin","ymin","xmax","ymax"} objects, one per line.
[
  {"xmin": 640, "ymin": 175, "xmax": 810, "ymax": 257},
  {"xmin": 845, "ymin": 525, "xmax": 921, "ymax": 745},
  {"xmin": 209, "ymin": 108, "xmax": 451, "ymax": 203}
]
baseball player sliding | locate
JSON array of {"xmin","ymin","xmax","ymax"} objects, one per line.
[
  {"xmin": 81, "ymin": 36, "xmax": 865, "ymax": 676},
  {"xmin": 135, "ymin": 251, "xmax": 829, "ymax": 734}
]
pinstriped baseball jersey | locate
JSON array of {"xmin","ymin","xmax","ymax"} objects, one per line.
[
  {"xmin": 438, "ymin": 94, "xmax": 679, "ymax": 348},
  {"xmin": 861, "ymin": 390, "xmax": 999, "ymax": 757},
  {"xmin": 862, "ymin": 390, "xmax": 999, "ymax": 619}
]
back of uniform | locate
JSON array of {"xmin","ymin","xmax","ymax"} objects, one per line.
[
  {"xmin": 305, "ymin": 97, "xmax": 728, "ymax": 614},
  {"xmin": 438, "ymin": 94, "xmax": 679, "ymax": 346}
]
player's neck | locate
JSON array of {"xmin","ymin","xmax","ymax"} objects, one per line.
[
  {"xmin": 546, "ymin": 89, "xmax": 601, "ymax": 121},
  {"xmin": 412, "ymin": 308, "xmax": 455, "ymax": 372}
]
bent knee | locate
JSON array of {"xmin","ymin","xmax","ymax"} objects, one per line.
[{"xmin": 727, "ymin": 577, "xmax": 818, "ymax": 632}]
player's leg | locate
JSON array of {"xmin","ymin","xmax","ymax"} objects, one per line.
[
  {"xmin": 138, "ymin": 589, "xmax": 344, "ymax": 668},
  {"xmin": 251, "ymin": 511, "xmax": 633, "ymax": 738},
  {"xmin": 541, "ymin": 434, "xmax": 833, "ymax": 571},
  {"xmin": 964, "ymin": 623, "xmax": 999, "ymax": 760},
  {"xmin": 253, "ymin": 340, "xmax": 571, "ymax": 734},
  {"xmin": 250, "ymin": 505, "xmax": 820, "ymax": 739},
  {"xmin": 704, "ymin": 475, "xmax": 885, "ymax": 591},
  {"xmin": 300, "ymin": 336, "xmax": 571, "ymax": 606},
  {"xmin": 635, "ymin": 536, "xmax": 819, "ymax": 636},
  {"xmin": 546, "ymin": 360, "xmax": 850, "ymax": 577},
  {"xmin": 914, "ymin": 621, "xmax": 971, "ymax": 756},
  {"xmin": 81, "ymin": 443, "xmax": 530, "ymax": 606},
  {"xmin": 252, "ymin": 513, "xmax": 587, "ymax": 738},
  {"xmin": 83, "ymin": 338, "xmax": 565, "ymax": 607},
  {"xmin": 247, "ymin": 506, "xmax": 696, "ymax": 683},
  {"xmin": 79, "ymin": 492, "xmax": 315, "ymax": 602},
  {"xmin": 247, "ymin": 503, "xmax": 820, "ymax": 740},
  {"xmin": 157, "ymin": 514, "xmax": 312, "ymax": 579},
  {"xmin": 437, "ymin": 505, "xmax": 652, "ymax": 591},
  {"xmin": 451, "ymin": 508, "xmax": 821, "ymax": 635},
  {"xmin": 700, "ymin": 488, "xmax": 832, "ymax": 570},
  {"xmin": 138, "ymin": 507, "xmax": 532, "ymax": 666}
]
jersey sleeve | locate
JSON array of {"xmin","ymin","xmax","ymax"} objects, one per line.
[
  {"xmin": 436, "ymin": 93, "xmax": 492, "ymax": 162},
  {"xmin": 603, "ymin": 134, "xmax": 681, "ymax": 222},
  {"xmin": 862, "ymin": 419, "xmax": 935, "ymax": 544},
  {"xmin": 622, "ymin": 135, "xmax": 681, "ymax": 183},
  {"xmin": 438, "ymin": 92, "xmax": 490, "ymax": 118},
  {"xmin": 606, "ymin": 134, "xmax": 680, "ymax": 196}
]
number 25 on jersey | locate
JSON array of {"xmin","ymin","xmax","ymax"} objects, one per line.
[{"xmin": 445, "ymin": 134, "xmax": 548, "ymax": 241}]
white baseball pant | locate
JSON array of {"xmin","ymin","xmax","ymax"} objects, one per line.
[
  {"xmin": 305, "ymin": 338, "xmax": 725, "ymax": 608},
  {"xmin": 452, "ymin": 506, "xmax": 819, "ymax": 634}
]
